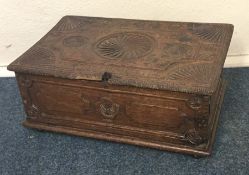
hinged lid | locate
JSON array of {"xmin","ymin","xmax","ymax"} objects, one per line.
[{"xmin": 8, "ymin": 16, "xmax": 233, "ymax": 94}]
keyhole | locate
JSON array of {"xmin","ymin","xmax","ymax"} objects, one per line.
[{"xmin": 102, "ymin": 72, "xmax": 112, "ymax": 82}]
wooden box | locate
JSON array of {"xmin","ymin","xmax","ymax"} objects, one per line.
[{"xmin": 8, "ymin": 16, "xmax": 233, "ymax": 156}]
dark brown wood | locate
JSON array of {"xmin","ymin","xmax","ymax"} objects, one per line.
[{"xmin": 8, "ymin": 16, "xmax": 233, "ymax": 156}]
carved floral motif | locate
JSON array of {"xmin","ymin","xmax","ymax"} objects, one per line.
[
  {"xmin": 184, "ymin": 128, "xmax": 206, "ymax": 145},
  {"xmin": 186, "ymin": 96, "xmax": 203, "ymax": 110},
  {"xmin": 97, "ymin": 97, "xmax": 120, "ymax": 120},
  {"xmin": 181, "ymin": 116, "xmax": 209, "ymax": 146}
]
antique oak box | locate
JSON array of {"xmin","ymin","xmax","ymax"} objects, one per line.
[{"xmin": 8, "ymin": 16, "xmax": 233, "ymax": 156}]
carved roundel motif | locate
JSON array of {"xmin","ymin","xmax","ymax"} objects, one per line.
[
  {"xmin": 63, "ymin": 36, "xmax": 87, "ymax": 47},
  {"xmin": 94, "ymin": 32, "xmax": 155, "ymax": 59}
]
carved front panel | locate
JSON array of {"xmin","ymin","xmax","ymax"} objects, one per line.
[{"xmin": 18, "ymin": 74, "xmax": 211, "ymax": 146}]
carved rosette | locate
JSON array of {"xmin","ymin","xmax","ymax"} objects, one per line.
[
  {"xmin": 181, "ymin": 116, "xmax": 209, "ymax": 146},
  {"xmin": 186, "ymin": 96, "xmax": 203, "ymax": 110},
  {"xmin": 96, "ymin": 97, "xmax": 120, "ymax": 120},
  {"xmin": 94, "ymin": 32, "xmax": 155, "ymax": 59},
  {"xmin": 184, "ymin": 128, "xmax": 205, "ymax": 145}
]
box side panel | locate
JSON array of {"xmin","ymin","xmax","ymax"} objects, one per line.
[{"xmin": 209, "ymin": 78, "xmax": 225, "ymax": 133}]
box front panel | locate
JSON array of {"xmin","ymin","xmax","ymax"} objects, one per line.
[{"xmin": 16, "ymin": 73, "xmax": 211, "ymax": 148}]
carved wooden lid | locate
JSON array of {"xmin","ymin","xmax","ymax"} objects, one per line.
[{"xmin": 8, "ymin": 16, "xmax": 233, "ymax": 94}]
